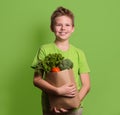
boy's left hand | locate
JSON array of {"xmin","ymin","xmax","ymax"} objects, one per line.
[{"xmin": 52, "ymin": 107, "xmax": 68, "ymax": 113}]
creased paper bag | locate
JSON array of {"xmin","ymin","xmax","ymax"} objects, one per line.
[{"xmin": 45, "ymin": 69, "xmax": 80, "ymax": 110}]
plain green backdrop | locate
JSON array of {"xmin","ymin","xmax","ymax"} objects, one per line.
[{"xmin": 0, "ymin": 0, "xmax": 120, "ymax": 115}]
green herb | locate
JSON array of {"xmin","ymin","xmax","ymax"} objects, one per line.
[{"xmin": 32, "ymin": 53, "xmax": 73, "ymax": 74}]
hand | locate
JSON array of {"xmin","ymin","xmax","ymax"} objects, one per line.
[
  {"xmin": 56, "ymin": 83, "xmax": 76, "ymax": 97},
  {"xmin": 52, "ymin": 107, "xmax": 68, "ymax": 113}
]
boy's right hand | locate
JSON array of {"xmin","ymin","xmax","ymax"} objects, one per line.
[{"xmin": 56, "ymin": 83, "xmax": 76, "ymax": 97}]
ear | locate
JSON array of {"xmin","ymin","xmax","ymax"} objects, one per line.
[
  {"xmin": 72, "ymin": 26, "xmax": 75, "ymax": 33},
  {"xmin": 50, "ymin": 25, "xmax": 54, "ymax": 32}
]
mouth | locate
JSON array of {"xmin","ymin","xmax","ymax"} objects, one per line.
[{"xmin": 59, "ymin": 32, "xmax": 68, "ymax": 36}]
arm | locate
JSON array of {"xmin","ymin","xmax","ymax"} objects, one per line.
[
  {"xmin": 33, "ymin": 72, "xmax": 76, "ymax": 96},
  {"xmin": 79, "ymin": 73, "xmax": 91, "ymax": 101},
  {"xmin": 33, "ymin": 72, "xmax": 57, "ymax": 95},
  {"xmin": 50, "ymin": 74, "xmax": 90, "ymax": 113},
  {"xmin": 33, "ymin": 72, "xmax": 77, "ymax": 113}
]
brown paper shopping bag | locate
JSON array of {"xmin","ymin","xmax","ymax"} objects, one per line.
[{"xmin": 45, "ymin": 69, "xmax": 80, "ymax": 110}]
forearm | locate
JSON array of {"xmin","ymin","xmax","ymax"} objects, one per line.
[
  {"xmin": 33, "ymin": 74, "xmax": 77, "ymax": 97},
  {"xmin": 78, "ymin": 84, "xmax": 90, "ymax": 101},
  {"xmin": 79, "ymin": 73, "xmax": 91, "ymax": 101},
  {"xmin": 33, "ymin": 75, "xmax": 57, "ymax": 95}
]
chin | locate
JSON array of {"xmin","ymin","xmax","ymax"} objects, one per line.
[{"xmin": 59, "ymin": 37, "xmax": 68, "ymax": 41}]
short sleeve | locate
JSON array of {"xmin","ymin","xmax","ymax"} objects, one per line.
[
  {"xmin": 31, "ymin": 47, "xmax": 46, "ymax": 68},
  {"xmin": 78, "ymin": 50, "xmax": 90, "ymax": 74}
]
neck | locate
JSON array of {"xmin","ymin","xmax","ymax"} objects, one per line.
[{"xmin": 54, "ymin": 40, "xmax": 70, "ymax": 51}]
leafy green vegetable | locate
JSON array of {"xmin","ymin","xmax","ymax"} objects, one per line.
[
  {"xmin": 32, "ymin": 53, "xmax": 73, "ymax": 74},
  {"xmin": 59, "ymin": 59, "xmax": 73, "ymax": 70},
  {"xmin": 44, "ymin": 53, "xmax": 64, "ymax": 71}
]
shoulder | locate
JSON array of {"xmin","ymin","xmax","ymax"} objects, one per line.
[
  {"xmin": 38, "ymin": 42, "xmax": 56, "ymax": 56},
  {"xmin": 70, "ymin": 44, "xmax": 87, "ymax": 60},
  {"xmin": 39, "ymin": 43, "xmax": 54, "ymax": 52},
  {"xmin": 40, "ymin": 43, "xmax": 54, "ymax": 49},
  {"xmin": 70, "ymin": 44, "xmax": 84, "ymax": 54}
]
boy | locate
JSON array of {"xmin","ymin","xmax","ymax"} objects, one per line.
[{"xmin": 31, "ymin": 6, "xmax": 90, "ymax": 115}]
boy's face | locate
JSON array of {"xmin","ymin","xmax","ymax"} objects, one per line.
[{"xmin": 52, "ymin": 16, "xmax": 74, "ymax": 41}]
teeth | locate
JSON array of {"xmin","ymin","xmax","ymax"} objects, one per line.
[{"xmin": 60, "ymin": 32, "xmax": 67, "ymax": 35}]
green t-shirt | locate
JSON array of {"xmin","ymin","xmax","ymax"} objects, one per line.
[{"xmin": 31, "ymin": 42, "xmax": 90, "ymax": 111}]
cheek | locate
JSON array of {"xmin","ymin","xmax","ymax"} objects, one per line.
[
  {"xmin": 54, "ymin": 27, "xmax": 60, "ymax": 32},
  {"xmin": 52, "ymin": 28, "xmax": 59, "ymax": 34},
  {"xmin": 52, "ymin": 27, "xmax": 57, "ymax": 32},
  {"xmin": 67, "ymin": 28, "xmax": 73, "ymax": 32},
  {"xmin": 71, "ymin": 27, "xmax": 74, "ymax": 32}
]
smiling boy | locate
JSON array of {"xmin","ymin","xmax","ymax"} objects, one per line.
[{"xmin": 31, "ymin": 6, "xmax": 90, "ymax": 115}]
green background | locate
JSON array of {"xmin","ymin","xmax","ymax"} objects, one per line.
[{"xmin": 0, "ymin": 0, "xmax": 120, "ymax": 115}]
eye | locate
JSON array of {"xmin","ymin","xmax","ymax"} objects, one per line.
[
  {"xmin": 66, "ymin": 24, "xmax": 71, "ymax": 26},
  {"xmin": 55, "ymin": 24, "xmax": 62, "ymax": 26}
]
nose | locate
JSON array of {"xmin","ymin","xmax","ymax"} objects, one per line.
[{"xmin": 61, "ymin": 25, "xmax": 65, "ymax": 30}]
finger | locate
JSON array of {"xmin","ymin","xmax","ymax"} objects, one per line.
[
  {"xmin": 71, "ymin": 88, "xmax": 77, "ymax": 93},
  {"xmin": 65, "ymin": 93, "xmax": 76, "ymax": 97},
  {"xmin": 67, "ymin": 90, "xmax": 76, "ymax": 97},
  {"xmin": 69, "ymin": 84, "xmax": 76, "ymax": 90},
  {"xmin": 60, "ymin": 108, "xmax": 68, "ymax": 112},
  {"xmin": 54, "ymin": 107, "xmax": 60, "ymax": 113},
  {"xmin": 68, "ymin": 87, "xmax": 76, "ymax": 94},
  {"xmin": 69, "ymin": 93, "xmax": 76, "ymax": 97},
  {"xmin": 68, "ymin": 83, "xmax": 75, "ymax": 87}
]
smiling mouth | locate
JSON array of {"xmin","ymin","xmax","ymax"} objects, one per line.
[{"xmin": 59, "ymin": 32, "xmax": 67, "ymax": 35}]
